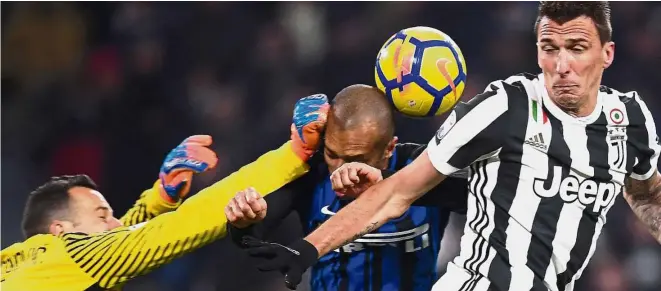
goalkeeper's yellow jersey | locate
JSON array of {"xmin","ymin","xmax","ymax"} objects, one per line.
[{"xmin": 0, "ymin": 141, "xmax": 309, "ymax": 291}]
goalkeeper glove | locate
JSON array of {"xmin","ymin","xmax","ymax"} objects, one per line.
[
  {"xmin": 290, "ymin": 94, "xmax": 329, "ymax": 161},
  {"xmin": 243, "ymin": 236, "xmax": 319, "ymax": 290},
  {"xmin": 159, "ymin": 135, "xmax": 218, "ymax": 203}
]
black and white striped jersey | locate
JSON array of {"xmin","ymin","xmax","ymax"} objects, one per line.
[{"xmin": 426, "ymin": 72, "xmax": 660, "ymax": 291}]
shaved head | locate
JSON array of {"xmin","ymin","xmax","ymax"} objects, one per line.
[
  {"xmin": 323, "ymin": 84, "xmax": 397, "ymax": 174},
  {"xmin": 329, "ymin": 84, "xmax": 395, "ymax": 145}
]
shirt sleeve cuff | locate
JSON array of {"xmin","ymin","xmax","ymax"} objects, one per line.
[
  {"xmin": 426, "ymin": 149, "xmax": 460, "ymax": 177},
  {"xmin": 630, "ymin": 166, "xmax": 657, "ymax": 181}
]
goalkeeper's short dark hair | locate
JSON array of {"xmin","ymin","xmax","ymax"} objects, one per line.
[
  {"xmin": 22, "ymin": 174, "xmax": 99, "ymax": 238},
  {"xmin": 535, "ymin": 1, "xmax": 612, "ymax": 44}
]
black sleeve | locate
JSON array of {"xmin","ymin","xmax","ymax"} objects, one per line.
[
  {"xmin": 228, "ymin": 170, "xmax": 317, "ymax": 247},
  {"xmin": 387, "ymin": 143, "xmax": 469, "ymax": 214}
]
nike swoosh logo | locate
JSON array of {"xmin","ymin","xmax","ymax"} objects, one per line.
[
  {"xmin": 436, "ymin": 58, "xmax": 458, "ymax": 100},
  {"xmin": 321, "ymin": 205, "xmax": 336, "ymax": 216},
  {"xmin": 392, "ymin": 42, "xmax": 414, "ymax": 96}
]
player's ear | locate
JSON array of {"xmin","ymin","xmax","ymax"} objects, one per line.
[
  {"xmin": 384, "ymin": 136, "xmax": 398, "ymax": 159},
  {"xmin": 49, "ymin": 220, "xmax": 66, "ymax": 236},
  {"xmin": 602, "ymin": 41, "xmax": 615, "ymax": 69}
]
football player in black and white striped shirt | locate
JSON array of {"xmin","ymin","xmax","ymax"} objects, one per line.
[{"xmin": 243, "ymin": 2, "xmax": 661, "ymax": 291}]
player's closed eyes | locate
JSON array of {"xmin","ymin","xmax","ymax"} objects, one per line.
[
  {"xmin": 325, "ymin": 149, "xmax": 338, "ymax": 159},
  {"xmin": 540, "ymin": 45, "xmax": 585, "ymax": 55},
  {"xmin": 570, "ymin": 46, "xmax": 586, "ymax": 53},
  {"xmin": 541, "ymin": 45, "xmax": 558, "ymax": 53},
  {"xmin": 344, "ymin": 156, "xmax": 367, "ymax": 164}
]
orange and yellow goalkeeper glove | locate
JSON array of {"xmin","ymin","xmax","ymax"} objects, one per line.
[
  {"xmin": 290, "ymin": 94, "xmax": 330, "ymax": 161},
  {"xmin": 158, "ymin": 135, "xmax": 218, "ymax": 203}
]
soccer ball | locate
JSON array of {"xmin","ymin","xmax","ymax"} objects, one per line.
[{"xmin": 375, "ymin": 27, "xmax": 467, "ymax": 117}]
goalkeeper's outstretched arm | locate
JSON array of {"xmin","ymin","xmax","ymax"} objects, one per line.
[
  {"xmin": 60, "ymin": 141, "xmax": 309, "ymax": 289},
  {"xmin": 119, "ymin": 180, "xmax": 179, "ymax": 226}
]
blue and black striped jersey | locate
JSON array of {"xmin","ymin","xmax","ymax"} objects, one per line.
[{"xmin": 230, "ymin": 143, "xmax": 468, "ymax": 291}]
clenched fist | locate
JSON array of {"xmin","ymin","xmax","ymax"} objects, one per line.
[
  {"xmin": 330, "ymin": 162, "xmax": 384, "ymax": 199},
  {"xmin": 225, "ymin": 187, "xmax": 267, "ymax": 229}
]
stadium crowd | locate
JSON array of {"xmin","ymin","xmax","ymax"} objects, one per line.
[{"xmin": 2, "ymin": 2, "xmax": 660, "ymax": 291}]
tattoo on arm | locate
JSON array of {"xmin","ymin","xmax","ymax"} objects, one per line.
[
  {"xmin": 341, "ymin": 221, "xmax": 379, "ymax": 246},
  {"xmin": 625, "ymin": 173, "xmax": 661, "ymax": 243}
]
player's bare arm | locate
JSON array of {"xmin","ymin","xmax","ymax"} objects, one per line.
[
  {"xmin": 331, "ymin": 159, "xmax": 469, "ymax": 210},
  {"xmin": 624, "ymin": 171, "xmax": 661, "ymax": 243},
  {"xmin": 305, "ymin": 150, "xmax": 444, "ymax": 255}
]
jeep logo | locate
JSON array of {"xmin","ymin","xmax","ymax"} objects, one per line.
[{"xmin": 533, "ymin": 166, "xmax": 620, "ymax": 213}]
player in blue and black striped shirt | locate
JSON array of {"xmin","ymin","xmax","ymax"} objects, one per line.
[{"xmin": 226, "ymin": 84, "xmax": 468, "ymax": 291}]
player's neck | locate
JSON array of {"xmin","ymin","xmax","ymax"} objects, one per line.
[
  {"xmin": 556, "ymin": 97, "xmax": 597, "ymax": 118},
  {"xmin": 547, "ymin": 86, "xmax": 600, "ymax": 119},
  {"xmin": 542, "ymin": 86, "xmax": 603, "ymax": 125}
]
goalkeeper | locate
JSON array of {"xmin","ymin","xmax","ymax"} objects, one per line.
[{"xmin": 0, "ymin": 95, "xmax": 329, "ymax": 291}]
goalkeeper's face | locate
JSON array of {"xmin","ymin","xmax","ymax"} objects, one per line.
[
  {"xmin": 51, "ymin": 187, "xmax": 123, "ymax": 235},
  {"xmin": 323, "ymin": 116, "xmax": 396, "ymax": 174}
]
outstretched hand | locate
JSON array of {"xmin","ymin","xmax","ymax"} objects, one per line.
[{"xmin": 159, "ymin": 135, "xmax": 218, "ymax": 202}]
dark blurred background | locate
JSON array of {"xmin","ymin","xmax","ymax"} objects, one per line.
[{"xmin": 1, "ymin": 2, "xmax": 660, "ymax": 291}]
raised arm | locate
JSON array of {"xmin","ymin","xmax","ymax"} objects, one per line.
[
  {"xmin": 63, "ymin": 92, "xmax": 330, "ymax": 289},
  {"xmin": 60, "ymin": 141, "xmax": 310, "ymax": 289},
  {"xmin": 120, "ymin": 135, "xmax": 218, "ymax": 226},
  {"xmin": 623, "ymin": 93, "xmax": 661, "ymax": 243}
]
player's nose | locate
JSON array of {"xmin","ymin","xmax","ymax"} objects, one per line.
[
  {"xmin": 108, "ymin": 217, "xmax": 123, "ymax": 230},
  {"xmin": 555, "ymin": 50, "xmax": 571, "ymax": 75}
]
